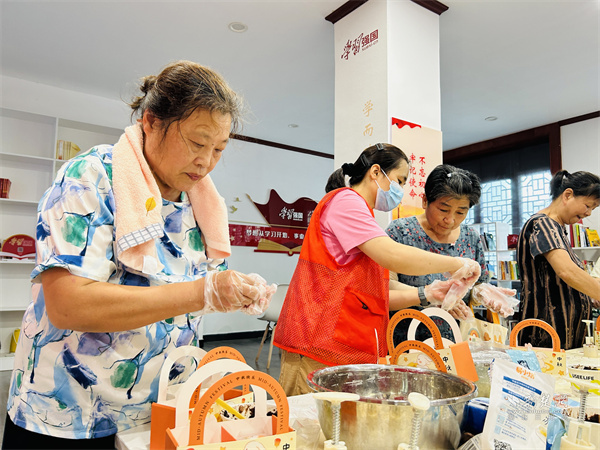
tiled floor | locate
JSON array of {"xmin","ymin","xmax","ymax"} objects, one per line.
[{"xmin": 0, "ymin": 333, "xmax": 279, "ymax": 448}]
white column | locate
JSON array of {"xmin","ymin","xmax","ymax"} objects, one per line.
[{"xmin": 333, "ymin": 0, "xmax": 443, "ymax": 227}]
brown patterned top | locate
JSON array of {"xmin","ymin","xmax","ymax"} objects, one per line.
[{"xmin": 516, "ymin": 213, "xmax": 592, "ymax": 350}]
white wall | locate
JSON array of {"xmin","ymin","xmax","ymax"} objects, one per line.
[
  {"xmin": 561, "ymin": 117, "xmax": 600, "ymax": 230},
  {"xmin": 1, "ymin": 76, "xmax": 131, "ymax": 129},
  {"xmin": 0, "ymin": 75, "xmax": 333, "ymax": 337}
]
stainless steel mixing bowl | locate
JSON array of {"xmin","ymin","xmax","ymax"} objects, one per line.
[{"xmin": 307, "ymin": 364, "xmax": 477, "ymax": 450}]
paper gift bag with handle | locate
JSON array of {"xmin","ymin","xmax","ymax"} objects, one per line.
[
  {"xmin": 151, "ymin": 345, "xmax": 207, "ymax": 450},
  {"xmin": 150, "ymin": 346, "xmax": 252, "ymax": 450},
  {"xmin": 460, "ymin": 307, "xmax": 508, "ymax": 346},
  {"xmin": 191, "ymin": 346, "xmax": 248, "ymax": 406},
  {"xmin": 390, "ymin": 339, "xmax": 449, "ymax": 373},
  {"xmin": 387, "ymin": 309, "xmax": 478, "ymax": 382},
  {"xmin": 509, "ymin": 319, "xmax": 566, "ymax": 376},
  {"xmin": 165, "ymin": 370, "xmax": 296, "ymax": 449}
]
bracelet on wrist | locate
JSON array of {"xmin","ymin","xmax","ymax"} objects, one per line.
[{"xmin": 417, "ymin": 286, "xmax": 430, "ymax": 307}]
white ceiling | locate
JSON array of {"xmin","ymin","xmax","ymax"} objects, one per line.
[{"xmin": 1, "ymin": 0, "xmax": 598, "ymax": 155}]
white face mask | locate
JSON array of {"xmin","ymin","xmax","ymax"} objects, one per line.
[{"xmin": 374, "ymin": 169, "xmax": 404, "ymax": 211}]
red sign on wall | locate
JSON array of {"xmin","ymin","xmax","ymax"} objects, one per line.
[
  {"xmin": 230, "ymin": 190, "xmax": 317, "ymax": 256},
  {"xmin": 249, "ymin": 190, "xmax": 316, "ymax": 228},
  {"xmin": 229, "ymin": 224, "xmax": 306, "ymax": 256}
]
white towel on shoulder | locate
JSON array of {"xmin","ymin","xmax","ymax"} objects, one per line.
[{"xmin": 112, "ymin": 123, "xmax": 231, "ymax": 274}]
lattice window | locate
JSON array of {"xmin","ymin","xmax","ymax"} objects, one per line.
[
  {"xmin": 519, "ymin": 171, "xmax": 552, "ymax": 227},
  {"xmin": 464, "ymin": 170, "xmax": 551, "ymax": 231},
  {"xmin": 481, "ymin": 179, "xmax": 512, "ymax": 226}
]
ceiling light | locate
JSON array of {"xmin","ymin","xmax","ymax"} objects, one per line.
[
  {"xmin": 228, "ymin": 22, "xmax": 248, "ymax": 33},
  {"xmin": 288, "ymin": 123, "xmax": 299, "ymax": 128},
  {"xmin": 484, "ymin": 116, "xmax": 498, "ymax": 121}
]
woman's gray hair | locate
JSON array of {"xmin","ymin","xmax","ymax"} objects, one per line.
[
  {"xmin": 128, "ymin": 60, "xmax": 244, "ymax": 138},
  {"xmin": 424, "ymin": 164, "xmax": 481, "ymax": 207}
]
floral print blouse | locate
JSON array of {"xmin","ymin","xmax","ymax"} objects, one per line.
[
  {"xmin": 7, "ymin": 144, "xmax": 226, "ymax": 439},
  {"xmin": 385, "ymin": 216, "xmax": 490, "ymax": 289},
  {"xmin": 385, "ymin": 216, "xmax": 490, "ymax": 345}
]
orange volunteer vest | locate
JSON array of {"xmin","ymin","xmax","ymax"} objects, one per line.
[{"xmin": 273, "ymin": 188, "xmax": 389, "ymax": 366}]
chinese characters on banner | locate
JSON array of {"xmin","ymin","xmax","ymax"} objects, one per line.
[
  {"xmin": 229, "ymin": 190, "xmax": 317, "ymax": 256},
  {"xmin": 390, "ymin": 117, "xmax": 443, "ymax": 219},
  {"xmin": 250, "ymin": 190, "xmax": 315, "ymax": 229},
  {"xmin": 363, "ymin": 99, "xmax": 374, "ymax": 137},
  {"xmin": 228, "ymin": 224, "xmax": 305, "ymax": 256},
  {"xmin": 340, "ymin": 29, "xmax": 379, "ymax": 61}
]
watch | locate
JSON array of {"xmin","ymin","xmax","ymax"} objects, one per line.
[{"xmin": 417, "ymin": 286, "xmax": 429, "ymax": 307}]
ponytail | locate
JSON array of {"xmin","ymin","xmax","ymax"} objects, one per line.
[
  {"xmin": 324, "ymin": 143, "xmax": 409, "ymax": 193},
  {"xmin": 550, "ymin": 170, "xmax": 600, "ymax": 200}
]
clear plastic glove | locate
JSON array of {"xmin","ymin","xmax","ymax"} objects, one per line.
[
  {"xmin": 441, "ymin": 258, "xmax": 481, "ymax": 311},
  {"xmin": 447, "ymin": 299, "xmax": 473, "ymax": 321},
  {"xmin": 201, "ymin": 270, "xmax": 277, "ymax": 316},
  {"xmin": 424, "ymin": 279, "xmax": 457, "ymax": 306},
  {"xmin": 450, "ymin": 257, "xmax": 481, "ymax": 286},
  {"xmin": 471, "ymin": 283, "xmax": 519, "ymax": 318}
]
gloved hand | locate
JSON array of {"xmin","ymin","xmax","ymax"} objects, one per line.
[
  {"xmin": 447, "ymin": 299, "xmax": 473, "ymax": 321},
  {"xmin": 471, "ymin": 283, "xmax": 519, "ymax": 318},
  {"xmin": 450, "ymin": 257, "xmax": 481, "ymax": 286},
  {"xmin": 201, "ymin": 270, "xmax": 277, "ymax": 316},
  {"xmin": 441, "ymin": 258, "xmax": 481, "ymax": 311},
  {"xmin": 424, "ymin": 279, "xmax": 457, "ymax": 306}
]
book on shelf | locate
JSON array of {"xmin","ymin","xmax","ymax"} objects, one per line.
[
  {"xmin": 478, "ymin": 231, "xmax": 493, "ymax": 251},
  {"xmin": 484, "ymin": 232, "xmax": 496, "ymax": 251},
  {"xmin": 509, "ymin": 261, "xmax": 519, "ymax": 280},
  {"xmin": 56, "ymin": 140, "xmax": 81, "ymax": 160},
  {"xmin": 0, "ymin": 178, "xmax": 12, "ymax": 199},
  {"xmin": 582, "ymin": 260, "xmax": 595, "ymax": 275},
  {"xmin": 586, "ymin": 228, "xmax": 600, "ymax": 247},
  {"xmin": 566, "ymin": 225, "xmax": 573, "ymax": 247},
  {"xmin": 485, "ymin": 263, "xmax": 495, "ymax": 279},
  {"xmin": 498, "ymin": 260, "xmax": 519, "ymax": 281},
  {"xmin": 569, "ymin": 222, "xmax": 596, "ymax": 248},
  {"xmin": 479, "ymin": 233, "xmax": 489, "ymax": 251},
  {"xmin": 580, "ymin": 224, "xmax": 589, "ymax": 247}
]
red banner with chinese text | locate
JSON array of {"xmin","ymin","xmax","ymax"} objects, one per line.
[{"xmin": 229, "ymin": 224, "xmax": 306, "ymax": 256}]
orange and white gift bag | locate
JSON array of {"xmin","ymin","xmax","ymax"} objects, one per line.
[{"xmin": 165, "ymin": 370, "xmax": 296, "ymax": 449}]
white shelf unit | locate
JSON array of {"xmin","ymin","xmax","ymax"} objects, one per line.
[
  {"xmin": 468, "ymin": 222, "xmax": 517, "ymax": 289},
  {"xmin": 572, "ymin": 246, "xmax": 600, "ymax": 276},
  {"xmin": 572, "ymin": 246, "xmax": 600, "ymax": 260},
  {"xmin": 0, "ymin": 107, "xmax": 122, "ymax": 369}
]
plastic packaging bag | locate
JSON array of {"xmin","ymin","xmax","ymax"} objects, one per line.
[{"xmin": 481, "ymin": 359, "xmax": 555, "ymax": 450}]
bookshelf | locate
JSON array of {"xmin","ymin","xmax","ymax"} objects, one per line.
[
  {"xmin": 568, "ymin": 223, "xmax": 600, "ymax": 274},
  {"xmin": 468, "ymin": 222, "xmax": 518, "ymax": 289},
  {"xmin": 572, "ymin": 247, "xmax": 600, "ymax": 276},
  {"xmin": 0, "ymin": 107, "xmax": 122, "ymax": 369}
]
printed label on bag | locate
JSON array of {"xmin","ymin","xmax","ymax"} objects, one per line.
[{"xmin": 188, "ymin": 371, "xmax": 290, "ymax": 445}]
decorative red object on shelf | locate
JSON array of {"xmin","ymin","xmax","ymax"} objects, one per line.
[{"xmin": 1, "ymin": 234, "xmax": 36, "ymax": 260}]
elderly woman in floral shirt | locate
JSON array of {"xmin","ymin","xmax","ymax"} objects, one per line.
[
  {"xmin": 4, "ymin": 61, "xmax": 274, "ymax": 449},
  {"xmin": 385, "ymin": 164, "xmax": 495, "ymax": 345}
]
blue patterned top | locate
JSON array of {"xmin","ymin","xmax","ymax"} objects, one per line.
[
  {"xmin": 385, "ymin": 216, "xmax": 490, "ymax": 345},
  {"xmin": 385, "ymin": 216, "xmax": 490, "ymax": 289},
  {"xmin": 7, "ymin": 145, "xmax": 226, "ymax": 439}
]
